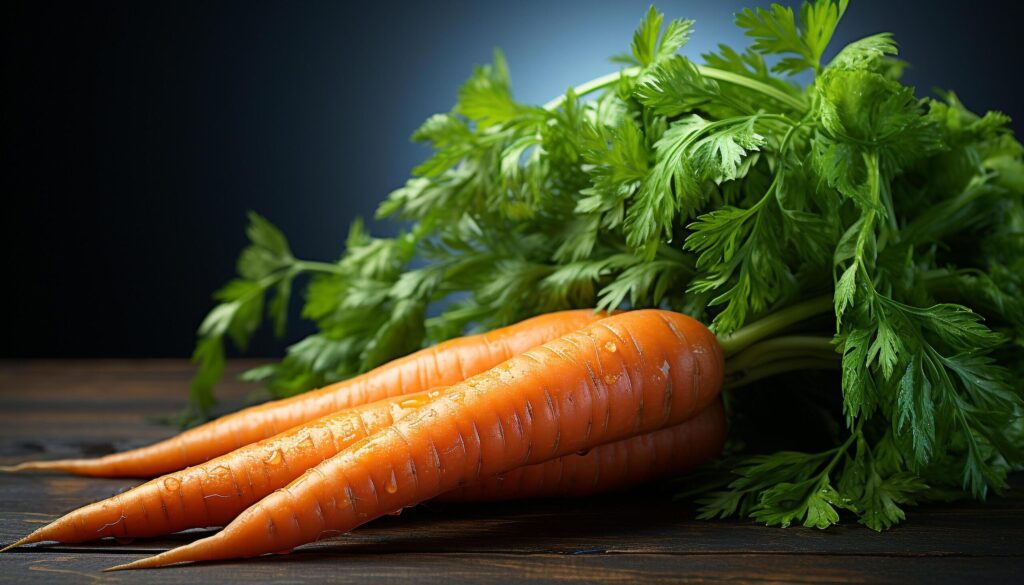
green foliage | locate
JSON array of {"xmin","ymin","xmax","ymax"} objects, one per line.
[
  {"xmin": 190, "ymin": 1, "xmax": 1024, "ymax": 529},
  {"xmin": 735, "ymin": 0, "xmax": 848, "ymax": 75}
]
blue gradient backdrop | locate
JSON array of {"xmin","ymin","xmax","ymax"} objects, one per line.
[{"xmin": 2, "ymin": 0, "xmax": 1020, "ymax": 357}]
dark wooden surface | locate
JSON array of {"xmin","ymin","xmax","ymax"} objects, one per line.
[{"xmin": 1, "ymin": 361, "xmax": 1021, "ymax": 584}]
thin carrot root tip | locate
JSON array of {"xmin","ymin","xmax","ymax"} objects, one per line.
[
  {"xmin": 103, "ymin": 547, "xmax": 192, "ymax": 571},
  {"xmin": 0, "ymin": 535, "xmax": 34, "ymax": 553},
  {"xmin": 101, "ymin": 561, "xmax": 135, "ymax": 573},
  {"xmin": 103, "ymin": 558, "xmax": 160, "ymax": 572},
  {"xmin": 0, "ymin": 461, "xmax": 62, "ymax": 473}
]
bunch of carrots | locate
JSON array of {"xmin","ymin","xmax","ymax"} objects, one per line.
[{"xmin": 1, "ymin": 306, "xmax": 825, "ymax": 570}]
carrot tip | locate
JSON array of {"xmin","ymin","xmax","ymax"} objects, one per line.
[
  {"xmin": 0, "ymin": 535, "xmax": 34, "ymax": 553},
  {"xmin": 0, "ymin": 461, "xmax": 57, "ymax": 473},
  {"xmin": 102, "ymin": 563, "xmax": 131, "ymax": 572},
  {"xmin": 104, "ymin": 559, "xmax": 151, "ymax": 572},
  {"xmin": 103, "ymin": 551, "xmax": 182, "ymax": 572}
]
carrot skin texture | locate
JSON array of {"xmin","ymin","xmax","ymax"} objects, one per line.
[
  {"xmin": 4, "ymin": 310, "xmax": 607, "ymax": 478},
  {"xmin": 110, "ymin": 309, "xmax": 723, "ymax": 569},
  {"xmin": 10, "ymin": 389, "xmax": 444, "ymax": 546},
  {"xmin": 438, "ymin": 398, "xmax": 726, "ymax": 502}
]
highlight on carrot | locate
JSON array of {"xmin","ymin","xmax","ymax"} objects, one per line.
[
  {"xmin": 105, "ymin": 309, "xmax": 724, "ymax": 570},
  {"xmin": 3, "ymin": 388, "xmax": 446, "ymax": 549},
  {"xmin": 1, "ymin": 309, "xmax": 608, "ymax": 478}
]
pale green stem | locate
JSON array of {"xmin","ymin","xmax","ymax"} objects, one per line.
[
  {"xmin": 716, "ymin": 295, "xmax": 834, "ymax": 357},
  {"xmin": 542, "ymin": 66, "xmax": 806, "ymax": 112},
  {"xmin": 293, "ymin": 260, "xmax": 347, "ymax": 275}
]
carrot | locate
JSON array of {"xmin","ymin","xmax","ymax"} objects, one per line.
[
  {"xmin": 2, "ymin": 388, "xmax": 446, "ymax": 549},
  {"xmin": 3, "ymin": 395, "xmax": 723, "ymax": 552},
  {"xmin": 438, "ymin": 397, "xmax": 726, "ymax": 502},
  {"xmin": 107, "ymin": 309, "xmax": 723, "ymax": 570},
  {"xmin": 2, "ymin": 310, "xmax": 608, "ymax": 478}
]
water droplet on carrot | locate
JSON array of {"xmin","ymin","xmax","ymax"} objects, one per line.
[
  {"xmin": 427, "ymin": 390, "xmax": 441, "ymax": 398},
  {"xmin": 265, "ymin": 450, "xmax": 284, "ymax": 466},
  {"xmin": 604, "ymin": 341, "xmax": 617, "ymax": 352},
  {"xmin": 603, "ymin": 374, "xmax": 619, "ymax": 385},
  {"xmin": 163, "ymin": 477, "xmax": 180, "ymax": 491},
  {"xmin": 400, "ymin": 398, "xmax": 426, "ymax": 409},
  {"xmin": 384, "ymin": 471, "xmax": 398, "ymax": 494}
]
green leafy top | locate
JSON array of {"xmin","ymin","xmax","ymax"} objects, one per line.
[{"xmin": 189, "ymin": 2, "xmax": 1024, "ymax": 531}]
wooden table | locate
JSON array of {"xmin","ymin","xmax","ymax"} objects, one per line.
[{"xmin": 1, "ymin": 361, "xmax": 1021, "ymax": 584}]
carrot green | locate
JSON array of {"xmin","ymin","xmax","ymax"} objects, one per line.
[{"xmin": 189, "ymin": 1, "xmax": 1024, "ymax": 531}]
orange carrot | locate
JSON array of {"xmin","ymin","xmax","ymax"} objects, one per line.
[
  {"xmin": 2, "ymin": 310, "xmax": 608, "ymax": 478},
  {"xmin": 107, "ymin": 309, "xmax": 723, "ymax": 570},
  {"xmin": 438, "ymin": 397, "xmax": 726, "ymax": 502},
  {"xmin": 3, "ymin": 395, "xmax": 723, "ymax": 551},
  {"xmin": 2, "ymin": 389, "xmax": 446, "ymax": 548}
]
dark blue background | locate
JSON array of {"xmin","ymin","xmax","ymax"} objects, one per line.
[{"xmin": 2, "ymin": 0, "xmax": 1020, "ymax": 358}]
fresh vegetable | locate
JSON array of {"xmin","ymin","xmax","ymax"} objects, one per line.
[
  {"xmin": 107, "ymin": 309, "xmax": 724, "ymax": 569},
  {"xmin": 1, "ymin": 389, "xmax": 445, "ymax": 547},
  {"xmin": 2, "ymin": 309, "xmax": 607, "ymax": 478},
  {"xmin": 3, "ymin": 394, "xmax": 724, "ymax": 550},
  {"xmin": 188, "ymin": 0, "xmax": 1024, "ymax": 530},
  {"xmin": 0, "ymin": 299, "xmax": 809, "ymax": 551},
  {"xmin": 2, "ymin": 299, "xmax": 798, "ymax": 551},
  {"xmin": 439, "ymin": 397, "xmax": 726, "ymax": 501}
]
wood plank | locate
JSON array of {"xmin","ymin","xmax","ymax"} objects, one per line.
[
  {"xmin": 0, "ymin": 360, "xmax": 261, "ymax": 460},
  {"xmin": 2, "ymin": 552, "xmax": 1022, "ymax": 585}
]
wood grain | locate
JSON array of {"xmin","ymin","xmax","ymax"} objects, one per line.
[{"xmin": 0, "ymin": 361, "xmax": 1021, "ymax": 584}]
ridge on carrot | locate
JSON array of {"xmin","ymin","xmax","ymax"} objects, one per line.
[
  {"xmin": 2, "ymin": 309, "xmax": 608, "ymax": 478},
  {"xmin": 439, "ymin": 398, "xmax": 726, "ymax": 502},
  {"xmin": 107, "ymin": 309, "xmax": 724, "ymax": 570}
]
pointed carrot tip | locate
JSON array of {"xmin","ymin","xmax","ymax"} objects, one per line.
[
  {"xmin": 104, "ymin": 557, "xmax": 156, "ymax": 572},
  {"xmin": 0, "ymin": 461, "xmax": 59, "ymax": 473},
  {"xmin": 0, "ymin": 535, "xmax": 35, "ymax": 553},
  {"xmin": 103, "ymin": 550, "xmax": 184, "ymax": 572},
  {"xmin": 102, "ymin": 563, "xmax": 132, "ymax": 572}
]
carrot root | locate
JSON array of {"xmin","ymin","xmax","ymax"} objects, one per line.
[
  {"xmin": 1, "ymin": 461, "xmax": 96, "ymax": 475},
  {"xmin": 0, "ymin": 536, "xmax": 34, "ymax": 553},
  {"xmin": 1, "ymin": 388, "xmax": 446, "ymax": 548},
  {"xmin": 104, "ymin": 537, "xmax": 223, "ymax": 571},
  {"xmin": 106, "ymin": 309, "xmax": 724, "ymax": 570}
]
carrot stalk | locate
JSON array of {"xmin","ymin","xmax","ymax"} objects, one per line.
[
  {"xmin": 107, "ymin": 309, "xmax": 723, "ymax": 570},
  {"xmin": 2, "ymin": 310, "xmax": 608, "ymax": 478}
]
